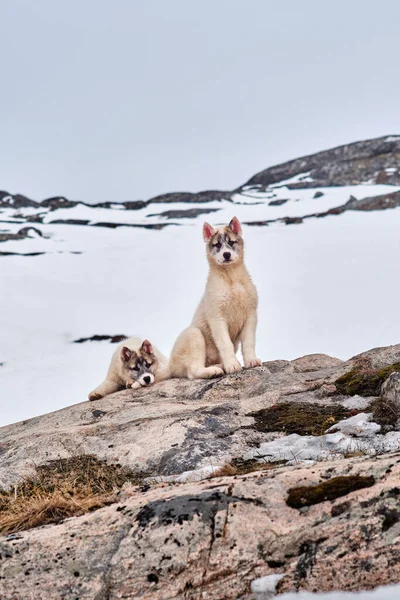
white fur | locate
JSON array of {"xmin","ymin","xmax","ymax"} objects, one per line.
[
  {"xmin": 88, "ymin": 336, "xmax": 169, "ymax": 400},
  {"xmin": 169, "ymin": 218, "xmax": 261, "ymax": 380}
]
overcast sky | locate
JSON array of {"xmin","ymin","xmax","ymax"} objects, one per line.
[{"xmin": 1, "ymin": 0, "xmax": 400, "ymax": 203}]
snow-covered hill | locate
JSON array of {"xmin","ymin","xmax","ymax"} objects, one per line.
[{"xmin": 1, "ymin": 135, "xmax": 400, "ymax": 427}]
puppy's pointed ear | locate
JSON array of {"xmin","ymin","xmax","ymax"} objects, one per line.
[
  {"xmin": 229, "ymin": 216, "xmax": 242, "ymax": 236},
  {"xmin": 121, "ymin": 346, "xmax": 133, "ymax": 362},
  {"xmin": 203, "ymin": 222, "xmax": 214, "ymax": 241},
  {"xmin": 141, "ymin": 339, "xmax": 154, "ymax": 355}
]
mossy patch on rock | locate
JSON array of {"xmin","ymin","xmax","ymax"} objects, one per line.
[
  {"xmin": 335, "ymin": 363, "xmax": 400, "ymax": 397},
  {"xmin": 286, "ymin": 475, "xmax": 375, "ymax": 509},
  {"xmin": 248, "ymin": 402, "xmax": 358, "ymax": 436}
]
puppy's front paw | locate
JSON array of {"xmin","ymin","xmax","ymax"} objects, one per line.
[
  {"xmin": 245, "ymin": 358, "xmax": 262, "ymax": 369},
  {"xmin": 223, "ymin": 359, "xmax": 242, "ymax": 374},
  {"xmin": 89, "ymin": 391, "xmax": 103, "ymax": 401},
  {"xmin": 209, "ymin": 366, "xmax": 224, "ymax": 377},
  {"xmin": 127, "ymin": 380, "xmax": 141, "ymax": 390}
]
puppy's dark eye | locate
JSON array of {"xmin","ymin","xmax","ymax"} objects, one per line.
[
  {"xmin": 130, "ymin": 366, "xmax": 139, "ymax": 372},
  {"xmin": 145, "ymin": 361, "xmax": 152, "ymax": 368},
  {"xmin": 214, "ymin": 242, "xmax": 222, "ymax": 250},
  {"xmin": 228, "ymin": 240, "xmax": 236, "ymax": 248}
]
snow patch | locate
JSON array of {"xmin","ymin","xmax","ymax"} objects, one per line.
[
  {"xmin": 251, "ymin": 573, "xmax": 284, "ymax": 598},
  {"xmin": 2, "ymin": 188, "xmax": 400, "ymax": 426},
  {"xmin": 341, "ymin": 396, "xmax": 372, "ymax": 410},
  {"xmin": 326, "ymin": 413, "xmax": 381, "ymax": 437},
  {"xmin": 243, "ymin": 429, "xmax": 400, "ymax": 464},
  {"xmin": 148, "ymin": 465, "xmax": 222, "ymax": 484},
  {"xmin": 278, "ymin": 583, "xmax": 400, "ymax": 599},
  {"xmin": 270, "ymin": 171, "xmax": 314, "ymax": 187}
]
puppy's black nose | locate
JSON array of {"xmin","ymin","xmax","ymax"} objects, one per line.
[
  {"xmin": 223, "ymin": 252, "xmax": 231, "ymax": 260},
  {"xmin": 143, "ymin": 376, "xmax": 151, "ymax": 385}
]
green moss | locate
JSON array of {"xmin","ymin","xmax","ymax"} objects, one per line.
[
  {"xmin": 286, "ymin": 475, "xmax": 375, "ymax": 509},
  {"xmin": 248, "ymin": 402, "xmax": 358, "ymax": 436},
  {"xmin": 335, "ymin": 363, "xmax": 400, "ymax": 397}
]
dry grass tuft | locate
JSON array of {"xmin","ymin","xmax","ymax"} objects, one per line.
[
  {"xmin": 0, "ymin": 455, "xmax": 144, "ymax": 534},
  {"xmin": 211, "ymin": 457, "xmax": 287, "ymax": 478},
  {"xmin": 0, "ymin": 491, "xmax": 108, "ymax": 535}
]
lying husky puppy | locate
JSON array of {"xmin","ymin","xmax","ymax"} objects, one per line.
[
  {"xmin": 169, "ymin": 217, "xmax": 261, "ymax": 379},
  {"xmin": 89, "ymin": 337, "xmax": 169, "ymax": 400}
]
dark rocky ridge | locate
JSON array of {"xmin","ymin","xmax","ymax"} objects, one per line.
[
  {"xmin": 1, "ymin": 135, "xmax": 400, "ymax": 212},
  {"xmin": 1, "ymin": 135, "xmax": 400, "ymax": 236},
  {"xmin": 245, "ymin": 135, "xmax": 400, "ymax": 188},
  {"xmin": 0, "ymin": 191, "xmax": 38, "ymax": 208},
  {"xmin": 0, "ymin": 190, "xmax": 232, "ymax": 212},
  {"xmin": 244, "ymin": 188, "xmax": 400, "ymax": 228}
]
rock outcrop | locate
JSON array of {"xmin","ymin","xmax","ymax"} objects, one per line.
[
  {"xmin": 2, "ymin": 344, "xmax": 400, "ymax": 489},
  {"xmin": 1, "ymin": 452, "xmax": 400, "ymax": 600},
  {"xmin": 1, "ymin": 344, "xmax": 400, "ymax": 598},
  {"xmin": 245, "ymin": 135, "xmax": 400, "ymax": 189},
  {"xmin": 2, "ymin": 135, "xmax": 400, "ymax": 241},
  {"xmin": 1, "ymin": 135, "xmax": 400, "ymax": 218}
]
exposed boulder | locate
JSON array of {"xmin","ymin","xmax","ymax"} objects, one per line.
[
  {"xmin": 147, "ymin": 207, "xmax": 221, "ymax": 219},
  {"xmin": 1, "ymin": 344, "xmax": 400, "ymax": 490},
  {"xmin": 0, "ymin": 226, "xmax": 43, "ymax": 243},
  {"xmin": 0, "ymin": 191, "xmax": 38, "ymax": 208},
  {"xmin": 73, "ymin": 334, "xmax": 128, "ymax": 344},
  {"xmin": 0, "ymin": 453, "xmax": 400, "ymax": 599},
  {"xmin": 1, "ymin": 343, "xmax": 400, "ymax": 598},
  {"xmin": 382, "ymin": 372, "xmax": 400, "ymax": 406},
  {"xmin": 148, "ymin": 190, "xmax": 231, "ymax": 205},
  {"xmin": 40, "ymin": 196, "xmax": 79, "ymax": 209}
]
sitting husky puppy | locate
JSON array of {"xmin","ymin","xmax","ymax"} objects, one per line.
[
  {"xmin": 169, "ymin": 217, "xmax": 261, "ymax": 380},
  {"xmin": 89, "ymin": 337, "xmax": 169, "ymax": 400}
]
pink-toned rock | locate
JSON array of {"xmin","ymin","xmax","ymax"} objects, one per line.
[
  {"xmin": 350, "ymin": 344, "xmax": 400, "ymax": 370},
  {"xmin": 292, "ymin": 353, "xmax": 344, "ymax": 373},
  {"xmin": 1, "ymin": 343, "xmax": 400, "ymax": 599},
  {"xmin": 1, "ymin": 453, "xmax": 400, "ymax": 599},
  {"xmin": 3, "ymin": 345, "xmax": 399, "ymax": 490}
]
